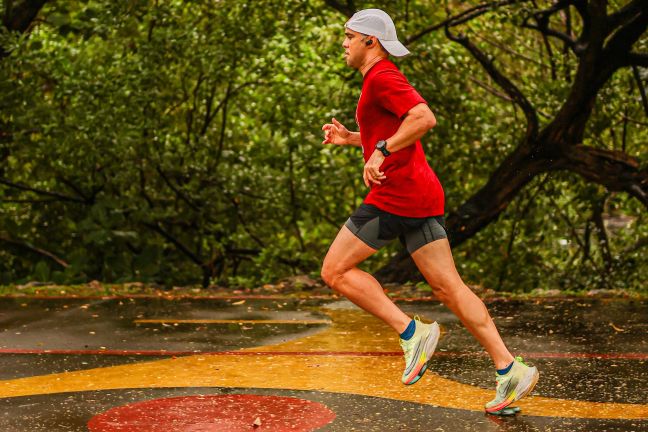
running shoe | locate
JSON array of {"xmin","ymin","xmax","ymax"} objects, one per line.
[
  {"xmin": 399, "ymin": 317, "xmax": 440, "ymax": 385},
  {"xmin": 485, "ymin": 356, "xmax": 539, "ymax": 413}
]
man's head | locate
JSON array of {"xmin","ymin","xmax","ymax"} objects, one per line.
[{"xmin": 343, "ymin": 9, "xmax": 409, "ymax": 68}]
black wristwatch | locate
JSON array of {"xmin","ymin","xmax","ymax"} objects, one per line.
[{"xmin": 375, "ymin": 140, "xmax": 391, "ymax": 157}]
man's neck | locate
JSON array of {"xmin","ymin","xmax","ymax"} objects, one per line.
[{"xmin": 360, "ymin": 55, "xmax": 387, "ymax": 76}]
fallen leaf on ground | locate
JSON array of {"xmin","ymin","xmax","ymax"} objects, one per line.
[{"xmin": 609, "ymin": 322, "xmax": 625, "ymax": 332}]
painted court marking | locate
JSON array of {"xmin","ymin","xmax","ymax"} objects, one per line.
[
  {"xmin": 133, "ymin": 319, "xmax": 332, "ymax": 325},
  {"xmin": 87, "ymin": 394, "xmax": 336, "ymax": 432},
  {"xmin": 1, "ymin": 307, "xmax": 647, "ymax": 420},
  {"xmin": 0, "ymin": 348, "xmax": 645, "ymax": 360}
]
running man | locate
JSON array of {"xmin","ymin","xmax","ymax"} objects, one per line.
[{"xmin": 320, "ymin": 9, "xmax": 539, "ymax": 414}]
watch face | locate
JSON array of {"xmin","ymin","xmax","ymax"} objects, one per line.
[{"xmin": 376, "ymin": 140, "xmax": 389, "ymax": 155}]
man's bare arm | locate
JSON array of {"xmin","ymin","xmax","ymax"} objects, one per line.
[
  {"xmin": 322, "ymin": 118, "xmax": 362, "ymax": 147},
  {"xmin": 384, "ymin": 103, "xmax": 436, "ymax": 153},
  {"xmin": 345, "ymin": 132, "xmax": 362, "ymax": 147}
]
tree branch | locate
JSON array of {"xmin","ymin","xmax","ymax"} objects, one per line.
[
  {"xmin": 0, "ymin": 177, "xmax": 88, "ymax": 203},
  {"xmin": 607, "ymin": 0, "xmax": 645, "ymax": 32},
  {"xmin": 521, "ymin": 20, "xmax": 579, "ymax": 53},
  {"xmin": 200, "ymin": 82, "xmax": 220, "ymax": 136},
  {"xmin": 602, "ymin": 7, "xmax": 648, "ymax": 71},
  {"xmin": 142, "ymin": 221, "xmax": 204, "ymax": 267},
  {"xmin": 0, "ymin": 234, "xmax": 69, "ymax": 268},
  {"xmin": 323, "ymin": 0, "xmax": 355, "ymax": 18},
  {"xmin": 214, "ymin": 80, "xmax": 231, "ymax": 166},
  {"xmin": 473, "ymin": 33, "xmax": 547, "ymax": 68},
  {"xmin": 138, "ymin": 166, "xmax": 154, "ymax": 208},
  {"xmin": 201, "ymin": 79, "xmax": 261, "ymax": 138},
  {"xmin": 185, "ymin": 71, "xmax": 205, "ymax": 147},
  {"xmin": 625, "ymin": 52, "xmax": 648, "ymax": 67},
  {"xmin": 228, "ymin": 196, "xmax": 265, "ymax": 248},
  {"xmin": 591, "ymin": 194, "xmax": 612, "ymax": 271},
  {"xmin": 623, "ymin": 236, "xmax": 648, "ymax": 255},
  {"xmin": 155, "ymin": 165, "xmax": 201, "ymax": 212},
  {"xmin": 496, "ymin": 173, "xmax": 548, "ymax": 288},
  {"xmin": 56, "ymin": 175, "xmax": 89, "ymax": 201},
  {"xmin": 632, "ymin": 65, "xmax": 648, "ymax": 117},
  {"xmin": 2, "ymin": 0, "xmax": 48, "ymax": 32},
  {"xmin": 1, "ymin": 198, "xmax": 58, "ymax": 203},
  {"xmin": 445, "ymin": 146, "xmax": 550, "ymax": 247},
  {"xmin": 1, "ymin": 0, "xmax": 49, "ymax": 58},
  {"xmin": 445, "ymin": 27, "xmax": 539, "ymax": 141},
  {"xmin": 521, "ymin": 0, "xmax": 592, "ymax": 55},
  {"xmin": 558, "ymin": 145, "xmax": 647, "ymax": 207},
  {"xmin": 549, "ymin": 193, "xmax": 611, "ymax": 285},
  {"xmin": 406, "ymin": 0, "xmax": 531, "ymax": 45},
  {"xmin": 469, "ymin": 76, "xmax": 513, "ymax": 102}
]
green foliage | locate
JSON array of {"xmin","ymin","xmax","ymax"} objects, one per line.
[{"xmin": 0, "ymin": 0, "xmax": 645, "ymax": 292}]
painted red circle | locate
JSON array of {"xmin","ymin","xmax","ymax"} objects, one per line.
[{"xmin": 87, "ymin": 394, "xmax": 336, "ymax": 432}]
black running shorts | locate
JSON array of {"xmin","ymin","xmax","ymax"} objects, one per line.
[{"xmin": 344, "ymin": 204, "xmax": 447, "ymax": 254}]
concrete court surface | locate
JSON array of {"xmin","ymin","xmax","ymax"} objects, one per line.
[{"xmin": 0, "ymin": 295, "xmax": 646, "ymax": 431}]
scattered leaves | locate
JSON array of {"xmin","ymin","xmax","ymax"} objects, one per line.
[{"xmin": 609, "ymin": 322, "xmax": 625, "ymax": 332}]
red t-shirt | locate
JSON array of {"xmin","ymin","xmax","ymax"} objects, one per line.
[{"xmin": 356, "ymin": 59, "xmax": 444, "ymax": 217}]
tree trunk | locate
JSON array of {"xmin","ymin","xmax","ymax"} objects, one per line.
[{"xmin": 1, "ymin": 0, "xmax": 48, "ymax": 58}]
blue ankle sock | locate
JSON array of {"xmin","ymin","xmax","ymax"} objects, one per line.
[
  {"xmin": 497, "ymin": 361, "xmax": 514, "ymax": 375},
  {"xmin": 399, "ymin": 319, "xmax": 416, "ymax": 341}
]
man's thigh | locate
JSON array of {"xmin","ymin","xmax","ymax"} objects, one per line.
[
  {"xmin": 409, "ymin": 238, "xmax": 463, "ymax": 288},
  {"xmin": 323, "ymin": 225, "xmax": 378, "ymax": 272}
]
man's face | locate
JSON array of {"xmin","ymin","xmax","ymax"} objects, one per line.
[{"xmin": 342, "ymin": 28, "xmax": 368, "ymax": 69}]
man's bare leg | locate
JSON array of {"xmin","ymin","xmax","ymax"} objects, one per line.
[
  {"xmin": 410, "ymin": 238, "xmax": 515, "ymax": 369},
  {"xmin": 321, "ymin": 225, "xmax": 411, "ymax": 333}
]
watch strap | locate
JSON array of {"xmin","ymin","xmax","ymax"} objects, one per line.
[{"xmin": 376, "ymin": 140, "xmax": 390, "ymax": 156}]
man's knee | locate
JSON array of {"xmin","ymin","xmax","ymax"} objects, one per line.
[
  {"xmin": 428, "ymin": 278, "xmax": 457, "ymax": 301},
  {"xmin": 430, "ymin": 284, "xmax": 449, "ymax": 303},
  {"xmin": 430, "ymin": 279, "xmax": 470, "ymax": 305},
  {"xmin": 320, "ymin": 261, "xmax": 340, "ymax": 289},
  {"xmin": 322, "ymin": 260, "xmax": 353, "ymax": 293}
]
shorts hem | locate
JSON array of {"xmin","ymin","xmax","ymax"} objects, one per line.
[{"xmin": 406, "ymin": 236, "xmax": 446, "ymax": 255}]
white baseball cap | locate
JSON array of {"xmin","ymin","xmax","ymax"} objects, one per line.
[{"xmin": 345, "ymin": 9, "xmax": 410, "ymax": 57}]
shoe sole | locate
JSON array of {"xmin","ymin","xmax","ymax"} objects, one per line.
[
  {"xmin": 485, "ymin": 366, "xmax": 539, "ymax": 413},
  {"xmin": 487, "ymin": 406, "xmax": 521, "ymax": 417},
  {"xmin": 403, "ymin": 322, "xmax": 440, "ymax": 385}
]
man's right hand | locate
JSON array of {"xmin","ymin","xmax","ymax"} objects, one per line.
[{"xmin": 322, "ymin": 118, "xmax": 350, "ymax": 145}]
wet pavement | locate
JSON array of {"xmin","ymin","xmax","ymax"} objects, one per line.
[{"xmin": 0, "ymin": 296, "xmax": 646, "ymax": 431}]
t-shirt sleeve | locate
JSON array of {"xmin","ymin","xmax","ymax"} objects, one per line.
[{"xmin": 370, "ymin": 69, "xmax": 427, "ymax": 119}]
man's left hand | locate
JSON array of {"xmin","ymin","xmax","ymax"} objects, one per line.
[{"xmin": 363, "ymin": 150, "xmax": 386, "ymax": 187}]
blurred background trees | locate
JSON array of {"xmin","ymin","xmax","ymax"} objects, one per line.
[{"xmin": 1, "ymin": 0, "xmax": 646, "ymax": 292}]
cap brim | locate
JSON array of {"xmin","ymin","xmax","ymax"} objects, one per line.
[{"xmin": 379, "ymin": 39, "xmax": 410, "ymax": 57}]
